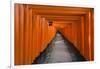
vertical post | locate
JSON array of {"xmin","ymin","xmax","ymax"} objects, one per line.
[
  {"xmin": 81, "ymin": 16, "xmax": 85, "ymax": 56},
  {"xmin": 14, "ymin": 3, "xmax": 20, "ymax": 65},
  {"xmin": 88, "ymin": 8, "xmax": 94, "ymax": 61}
]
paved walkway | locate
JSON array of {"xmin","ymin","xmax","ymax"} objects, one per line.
[
  {"xmin": 46, "ymin": 33, "xmax": 73, "ymax": 63},
  {"xmin": 43, "ymin": 32, "xmax": 86, "ymax": 64},
  {"xmin": 33, "ymin": 32, "xmax": 86, "ymax": 64}
]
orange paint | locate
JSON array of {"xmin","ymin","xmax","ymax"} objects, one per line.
[{"xmin": 14, "ymin": 4, "xmax": 94, "ymax": 65}]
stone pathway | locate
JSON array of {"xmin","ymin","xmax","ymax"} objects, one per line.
[
  {"xmin": 33, "ymin": 32, "xmax": 86, "ymax": 64},
  {"xmin": 44, "ymin": 32, "xmax": 73, "ymax": 63}
]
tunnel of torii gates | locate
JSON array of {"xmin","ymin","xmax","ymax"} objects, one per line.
[{"xmin": 14, "ymin": 4, "xmax": 94, "ymax": 65}]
